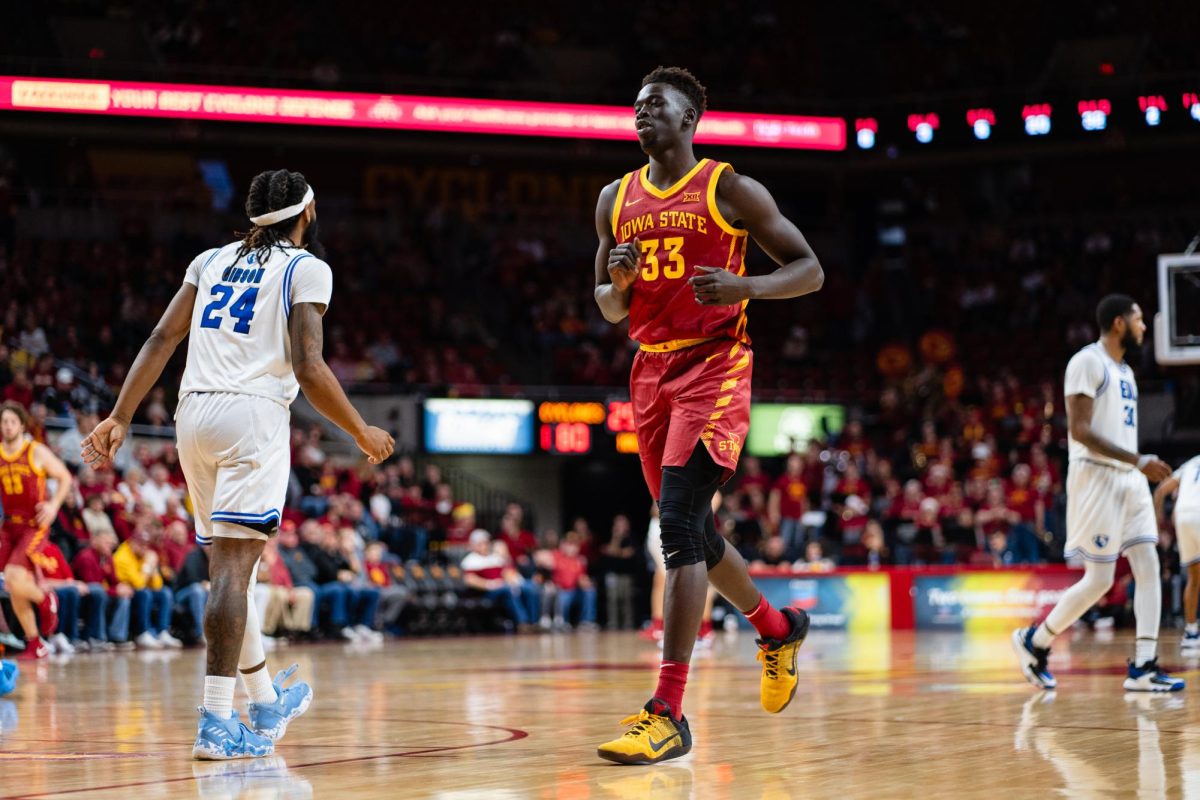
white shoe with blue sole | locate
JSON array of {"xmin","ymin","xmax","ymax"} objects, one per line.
[
  {"xmin": 1124, "ymin": 658, "xmax": 1185, "ymax": 692},
  {"xmin": 192, "ymin": 707, "xmax": 274, "ymax": 760},
  {"xmin": 248, "ymin": 664, "xmax": 313, "ymax": 742}
]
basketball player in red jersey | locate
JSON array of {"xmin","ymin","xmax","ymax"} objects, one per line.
[
  {"xmin": 594, "ymin": 67, "xmax": 824, "ymax": 765},
  {"xmin": 0, "ymin": 401, "xmax": 73, "ymax": 660}
]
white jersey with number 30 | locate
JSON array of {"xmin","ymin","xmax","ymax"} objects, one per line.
[
  {"xmin": 1064, "ymin": 341, "xmax": 1138, "ymax": 472},
  {"xmin": 179, "ymin": 241, "xmax": 332, "ymax": 407}
]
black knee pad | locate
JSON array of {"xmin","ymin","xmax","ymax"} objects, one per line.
[
  {"xmin": 658, "ymin": 443, "xmax": 725, "ymax": 570},
  {"xmin": 701, "ymin": 509, "xmax": 726, "ymax": 570}
]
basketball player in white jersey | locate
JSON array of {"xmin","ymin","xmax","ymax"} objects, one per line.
[
  {"xmin": 1154, "ymin": 453, "xmax": 1200, "ymax": 652},
  {"xmin": 1013, "ymin": 294, "xmax": 1182, "ymax": 692},
  {"xmin": 81, "ymin": 169, "xmax": 394, "ymax": 758}
]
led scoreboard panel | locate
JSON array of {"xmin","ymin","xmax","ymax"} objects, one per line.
[{"xmin": 537, "ymin": 401, "xmax": 639, "ymax": 455}]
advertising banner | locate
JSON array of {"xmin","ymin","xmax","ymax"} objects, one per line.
[
  {"xmin": 913, "ymin": 572, "xmax": 1079, "ymax": 631},
  {"xmin": 750, "ymin": 573, "xmax": 890, "ymax": 632}
]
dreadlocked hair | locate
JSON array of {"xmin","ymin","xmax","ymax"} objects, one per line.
[
  {"xmin": 237, "ymin": 169, "xmax": 310, "ymax": 263},
  {"xmin": 641, "ymin": 66, "xmax": 708, "ymax": 119}
]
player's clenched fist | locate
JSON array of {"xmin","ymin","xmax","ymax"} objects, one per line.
[
  {"xmin": 607, "ymin": 238, "xmax": 641, "ymax": 292},
  {"xmin": 356, "ymin": 426, "xmax": 395, "ymax": 464}
]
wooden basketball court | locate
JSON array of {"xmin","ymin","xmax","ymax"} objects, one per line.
[{"xmin": 1, "ymin": 629, "xmax": 1196, "ymax": 798}]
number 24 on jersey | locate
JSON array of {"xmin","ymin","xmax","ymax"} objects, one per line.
[{"xmin": 201, "ymin": 285, "xmax": 259, "ymax": 334}]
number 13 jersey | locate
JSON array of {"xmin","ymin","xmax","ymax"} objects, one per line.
[
  {"xmin": 611, "ymin": 158, "xmax": 750, "ymax": 352},
  {"xmin": 180, "ymin": 242, "xmax": 332, "ymax": 406}
]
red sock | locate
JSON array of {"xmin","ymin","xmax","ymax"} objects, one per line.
[
  {"xmin": 697, "ymin": 620, "xmax": 713, "ymax": 639},
  {"xmin": 744, "ymin": 595, "xmax": 791, "ymax": 640},
  {"xmin": 653, "ymin": 660, "xmax": 689, "ymax": 719}
]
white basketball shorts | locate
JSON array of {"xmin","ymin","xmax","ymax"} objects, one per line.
[
  {"xmin": 1064, "ymin": 459, "xmax": 1157, "ymax": 563},
  {"xmin": 176, "ymin": 391, "xmax": 290, "ymax": 544},
  {"xmin": 1176, "ymin": 512, "xmax": 1200, "ymax": 568}
]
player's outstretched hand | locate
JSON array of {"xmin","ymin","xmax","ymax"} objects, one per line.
[
  {"xmin": 1139, "ymin": 456, "xmax": 1172, "ymax": 483},
  {"xmin": 689, "ymin": 265, "xmax": 751, "ymax": 305},
  {"xmin": 356, "ymin": 426, "xmax": 395, "ymax": 465},
  {"xmin": 82, "ymin": 417, "xmax": 128, "ymax": 467},
  {"xmin": 607, "ymin": 238, "xmax": 641, "ymax": 292}
]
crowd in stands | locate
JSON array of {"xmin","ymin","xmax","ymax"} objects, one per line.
[{"xmin": 5, "ymin": 3, "xmax": 1197, "ymax": 110}]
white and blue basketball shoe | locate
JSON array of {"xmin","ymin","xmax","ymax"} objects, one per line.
[
  {"xmin": 1124, "ymin": 658, "xmax": 1185, "ymax": 692},
  {"xmin": 248, "ymin": 664, "xmax": 313, "ymax": 742},
  {"xmin": 1012, "ymin": 626, "xmax": 1057, "ymax": 690},
  {"xmin": 192, "ymin": 707, "xmax": 274, "ymax": 760},
  {"xmin": 1181, "ymin": 629, "xmax": 1200, "ymax": 654}
]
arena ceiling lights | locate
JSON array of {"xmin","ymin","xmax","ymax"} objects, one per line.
[{"xmin": 0, "ymin": 75, "xmax": 846, "ymax": 151}]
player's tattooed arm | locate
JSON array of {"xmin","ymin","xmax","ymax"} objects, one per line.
[
  {"xmin": 1066, "ymin": 393, "xmax": 1172, "ymax": 481},
  {"xmin": 689, "ymin": 171, "xmax": 823, "ymax": 305},
  {"xmin": 290, "ymin": 302, "xmax": 394, "ymax": 464},
  {"xmin": 594, "ymin": 179, "xmax": 636, "ymax": 323}
]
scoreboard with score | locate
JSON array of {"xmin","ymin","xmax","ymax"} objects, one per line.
[{"xmin": 537, "ymin": 400, "xmax": 639, "ymax": 455}]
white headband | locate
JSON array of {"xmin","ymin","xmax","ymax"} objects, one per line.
[{"xmin": 249, "ymin": 185, "xmax": 314, "ymax": 226}]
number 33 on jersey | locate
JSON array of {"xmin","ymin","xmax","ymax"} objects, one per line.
[
  {"xmin": 612, "ymin": 158, "xmax": 751, "ymax": 350},
  {"xmin": 180, "ymin": 242, "xmax": 333, "ymax": 406}
]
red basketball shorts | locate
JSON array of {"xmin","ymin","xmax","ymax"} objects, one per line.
[
  {"xmin": 0, "ymin": 520, "xmax": 52, "ymax": 573},
  {"xmin": 631, "ymin": 338, "xmax": 752, "ymax": 500}
]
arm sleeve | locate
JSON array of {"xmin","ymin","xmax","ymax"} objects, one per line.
[
  {"xmin": 184, "ymin": 248, "xmax": 221, "ymax": 287},
  {"xmin": 290, "ymin": 258, "xmax": 334, "ymax": 312},
  {"xmin": 1063, "ymin": 350, "xmax": 1107, "ymax": 398}
]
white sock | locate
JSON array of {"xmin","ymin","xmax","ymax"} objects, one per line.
[
  {"xmin": 241, "ymin": 665, "xmax": 277, "ymax": 705},
  {"xmin": 203, "ymin": 675, "xmax": 236, "ymax": 719},
  {"xmin": 1186, "ymin": 622, "xmax": 1198, "ymax": 635},
  {"xmin": 1126, "ymin": 543, "xmax": 1162, "ymax": 665},
  {"xmin": 1136, "ymin": 638, "xmax": 1157, "ymax": 666}
]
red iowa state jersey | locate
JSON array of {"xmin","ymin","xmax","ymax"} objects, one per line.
[
  {"xmin": 611, "ymin": 158, "xmax": 750, "ymax": 351},
  {"xmin": 0, "ymin": 440, "xmax": 46, "ymax": 525}
]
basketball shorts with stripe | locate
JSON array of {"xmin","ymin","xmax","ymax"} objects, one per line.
[
  {"xmin": 1064, "ymin": 460, "xmax": 1157, "ymax": 563},
  {"xmin": 176, "ymin": 391, "xmax": 290, "ymax": 544}
]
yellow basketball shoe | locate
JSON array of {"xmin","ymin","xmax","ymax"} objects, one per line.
[
  {"xmin": 755, "ymin": 606, "xmax": 810, "ymax": 714},
  {"xmin": 596, "ymin": 698, "xmax": 692, "ymax": 765}
]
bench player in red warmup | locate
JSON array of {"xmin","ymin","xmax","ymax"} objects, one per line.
[{"xmin": 594, "ymin": 67, "xmax": 825, "ymax": 764}]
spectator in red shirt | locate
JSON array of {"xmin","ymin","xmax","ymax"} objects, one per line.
[
  {"xmin": 1, "ymin": 368, "xmax": 33, "ymax": 409},
  {"xmin": 550, "ymin": 533, "xmax": 597, "ymax": 630},
  {"xmin": 890, "ymin": 480, "xmax": 925, "ymax": 523},
  {"xmin": 770, "ymin": 454, "xmax": 810, "ymax": 554},
  {"xmin": 736, "ymin": 456, "xmax": 772, "ymax": 496},
  {"xmin": 461, "ymin": 530, "xmax": 536, "ymax": 631},
  {"xmin": 800, "ymin": 441, "xmax": 825, "ymax": 498},
  {"xmin": 69, "ymin": 531, "xmax": 132, "ymax": 648},
  {"xmin": 497, "ymin": 511, "xmax": 538, "ymax": 574},
  {"xmin": 974, "ymin": 481, "xmax": 1043, "ymax": 563},
  {"xmin": 160, "ymin": 520, "xmax": 194, "ymax": 578},
  {"xmin": 1006, "ymin": 465, "xmax": 1044, "ymax": 528},
  {"xmin": 836, "ymin": 462, "xmax": 869, "ymax": 500}
]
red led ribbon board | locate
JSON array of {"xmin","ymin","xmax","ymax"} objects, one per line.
[{"xmin": 0, "ymin": 76, "xmax": 845, "ymax": 151}]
